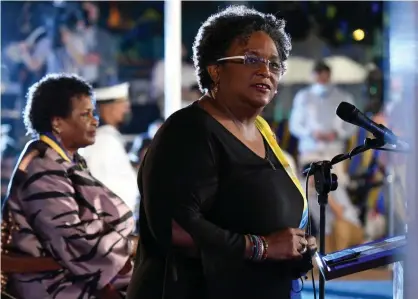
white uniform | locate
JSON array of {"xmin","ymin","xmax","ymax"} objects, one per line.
[
  {"xmin": 80, "ymin": 82, "xmax": 139, "ymax": 213},
  {"xmin": 81, "ymin": 125, "xmax": 139, "ymax": 213}
]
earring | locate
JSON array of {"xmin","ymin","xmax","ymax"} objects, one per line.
[
  {"xmin": 211, "ymin": 82, "xmax": 219, "ymax": 99},
  {"xmin": 209, "ymin": 83, "xmax": 218, "ymax": 99}
]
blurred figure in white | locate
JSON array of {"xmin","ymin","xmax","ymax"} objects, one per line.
[
  {"xmin": 150, "ymin": 44, "xmax": 197, "ymax": 112},
  {"xmin": 289, "ymin": 61, "xmax": 356, "ymax": 187},
  {"xmin": 81, "ymin": 83, "xmax": 139, "ymax": 213}
]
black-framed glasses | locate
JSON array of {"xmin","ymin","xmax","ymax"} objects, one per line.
[{"xmin": 217, "ymin": 53, "xmax": 282, "ymax": 75}]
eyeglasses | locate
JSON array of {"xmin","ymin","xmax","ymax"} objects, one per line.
[{"xmin": 217, "ymin": 53, "xmax": 282, "ymax": 75}]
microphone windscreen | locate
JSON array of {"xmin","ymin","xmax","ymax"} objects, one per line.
[{"xmin": 336, "ymin": 102, "xmax": 357, "ymax": 122}]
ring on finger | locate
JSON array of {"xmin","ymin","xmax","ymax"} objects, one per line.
[{"xmin": 298, "ymin": 241, "xmax": 307, "ymax": 253}]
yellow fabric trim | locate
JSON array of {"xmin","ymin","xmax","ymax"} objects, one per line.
[
  {"xmin": 39, "ymin": 135, "xmax": 72, "ymax": 163},
  {"xmin": 255, "ymin": 116, "xmax": 308, "ymax": 213},
  {"xmin": 280, "ymin": 121, "xmax": 291, "ymax": 150}
]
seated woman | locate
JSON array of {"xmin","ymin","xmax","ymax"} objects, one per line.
[
  {"xmin": 128, "ymin": 6, "xmax": 317, "ymax": 299},
  {"xmin": 2, "ymin": 74, "xmax": 135, "ymax": 299}
]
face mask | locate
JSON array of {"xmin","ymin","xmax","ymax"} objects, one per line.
[
  {"xmin": 122, "ymin": 111, "xmax": 132, "ymax": 126},
  {"xmin": 311, "ymin": 83, "xmax": 330, "ymax": 96}
]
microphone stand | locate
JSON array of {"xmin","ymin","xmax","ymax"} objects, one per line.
[{"xmin": 305, "ymin": 138, "xmax": 409, "ymax": 299}]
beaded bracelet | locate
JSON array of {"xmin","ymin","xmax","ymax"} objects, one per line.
[
  {"xmin": 248, "ymin": 234, "xmax": 267, "ymax": 262},
  {"xmin": 252, "ymin": 235, "xmax": 263, "ymax": 261},
  {"xmin": 260, "ymin": 236, "xmax": 268, "ymax": 261},
  {"xmin": 247, "ymin": 234, "xmax": 256, "ymax": 260}
]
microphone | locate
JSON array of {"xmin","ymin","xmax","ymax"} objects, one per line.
[{"xmin": 336, "ymin": 102, "xmax": 400, "ymax": 145}]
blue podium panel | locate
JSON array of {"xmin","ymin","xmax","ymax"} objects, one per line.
[{"xmin": 387, "ymin": 2, "xmax": 418, "ymax": 299}]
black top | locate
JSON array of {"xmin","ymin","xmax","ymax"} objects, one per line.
[{"xmin": 128, "ymin": 102, "xmax": 305, "ymax": 299}]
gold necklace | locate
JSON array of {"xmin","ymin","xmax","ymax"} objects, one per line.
[{"xmin": 208, "ymin": 92, "xmax": 248, "ymax": 133}]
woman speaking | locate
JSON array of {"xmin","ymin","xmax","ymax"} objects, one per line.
[{"xmin": 128, "ymin": 5, "xmax": 317, "ymax": 299}]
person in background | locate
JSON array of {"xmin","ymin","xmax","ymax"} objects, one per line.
[
  {"xmin": 128, "ymin": 119, "xmax": 163, "ymax": 169},
  {"xmin": 146, "ymin": 119, "xmax": 164, "ymax": 140},
  {"xmin": 46, "ymin": 10, "xmax": 86, "ymax": 76},
  {"xmin": 12, "ymin": 26, "xmax": 50, "ymax": 87},
  {"xmin": 150, "ymin": 43, "xmax": 198, "ymax": 113},
  {"xmin": 127, "ymin": 119, "xmax": 163, "ymax": 232},
  {"xmin": 1, "ymin": 125, "xmax": 19, "ymax": 205},
  {"xmin": 289, "ymin": 61, "xmax": 356, "ymax": 187},
  {"xmin": 81, "ymin": 83, "xmax": 139, "ymax": 214},
  {"xmin": 128, "ymin": 6, "xmax": 317, "ymax": 299},
  {"xmin": 2, "ymin": 74, "xmax": 134, "ymax": 298},
  {"xmin": 301, "ymin": 164, "xmax": 364, "ymax": 252},
  {"xmin": 128, "ymin": 136, "xmax": 152, "ymax": 233},
  {"xmin": 129, "ymin": 137, "xmax": 152, "ymax": 171},
  {"xmin": 80, "ymin": 1, "xmax": 119, "ymax": 87},
  {"xmin": 181, "ymin": 83, "xmax": 203, "ymax": 108}
]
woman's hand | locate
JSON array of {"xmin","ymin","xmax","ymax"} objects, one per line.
[
  {"xmin": 264, "ymin": 228, "xmax": 308, "ymax": 260},
  {"xmin": 306, "ymin": 235, "xmax": 318, "ymax": 256},
  {"xmin": 172, "ymin": 220, "xmax": 195, "ymax": 247},
  {"xmin": 129, "ymin": 235, "xmax": 139, "ymax": 257},
  {"xmin": 172, "ymin": 220, "xmax": 199, "ymax": 257}
]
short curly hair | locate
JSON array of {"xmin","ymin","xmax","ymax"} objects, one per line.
[
  {"xmin": 192, "ymin": 5, "xmax": 292, "ymax": 93},
  {"xmin": 23, "ymin": 73, "xmax": 93, "ymax": 136}
]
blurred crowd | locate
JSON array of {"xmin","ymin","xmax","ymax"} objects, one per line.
[{"xmin": 1, "ymin": 1, "xmax": 402, "ymax": 253}]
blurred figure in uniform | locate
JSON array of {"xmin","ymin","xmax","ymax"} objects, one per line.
[{"xmin": 81, "ymin": 83, "xmax": 139, "ymax": 213}]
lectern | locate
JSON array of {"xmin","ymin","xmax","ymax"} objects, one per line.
[{"xmin": 315, "ymin": 235, "xmax": 406, "ymax": 281}]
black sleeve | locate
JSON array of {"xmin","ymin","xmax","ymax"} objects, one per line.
[{"xmin": 141, "ymin": 112, "xmax": 246, "ymax": 258}]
